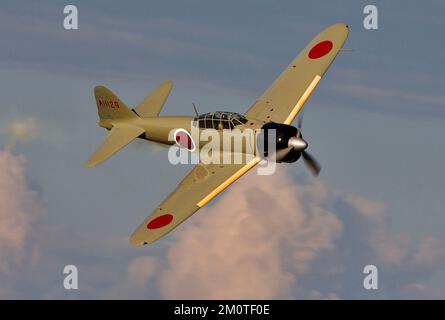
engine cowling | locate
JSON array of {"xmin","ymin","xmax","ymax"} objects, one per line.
[{"xmin": 258, "ymin": 122, "xmax": 304, "ymax": 163}]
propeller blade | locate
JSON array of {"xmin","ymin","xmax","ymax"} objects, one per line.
[
  {"xmin": 268, "ymin": 146, "xmax": 292, "ymax": 163},
  {"xmin": 296, "ymin": 111, "xmax": 304, "ymax": 138},
  {"xmin": 297, "ymin": 109, "xmax": 304, "ymax": 129},
  {"xmin": 302, "ymin": 151, "xmax": 321, "ymax": 176}
]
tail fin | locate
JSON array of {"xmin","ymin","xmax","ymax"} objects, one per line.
[
  {"xmin": 87, "ymin": 82, "xmax": 172, "ymax": 168},
  {"xmin": 94, "ymin": 86, "xmax": 137, "ymax": 120},
  {"xmin": 88, "ymin": 86, "xmax": 142, "ymax": 168},
  {"xmin": 134, "ymin": 80, "xmax": 173, "ymax": 117}
]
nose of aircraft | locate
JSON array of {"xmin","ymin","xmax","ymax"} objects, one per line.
[{"xmin": 288, "ymin": 136, "xmax": 308, "ymax": 151}]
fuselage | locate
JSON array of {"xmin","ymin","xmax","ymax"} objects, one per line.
[{"xmin": 99, "ymin": 113, "xmax": 265, "ymax": 159}]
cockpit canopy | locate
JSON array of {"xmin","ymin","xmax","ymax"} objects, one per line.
[{"xmin": 193, "ymin": 111, "xmax": 248, "ymax": 130}]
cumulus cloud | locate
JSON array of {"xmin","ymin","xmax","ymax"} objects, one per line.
[
  {"xmin": 0, "ymin": 117, "xmax": 66, "ymax": 147},
  {"xmin": 3, "ymin": 117, "xmax": 41, "ymax": 146},
  {"xmin": 411, "ymin": 237, "xmax": 444, "ymax": 268},
  {"xmin": 154, "ymin": 170, "xmax": 344, "ymax": 299},
  {"xmin": 106, "ymin": 256, "xmax": 160, "ymax": 299},
  {"xmin": 8, "ymin": 118, "xmax": 39, "ymax": 141},
  {"xmin": 340, "ymin": 194, "xmax": 444, "ymax": 272},
  {"xmin": 0, "ymin": 148, "xmax": 43, "ymax": 273},
  {"xmin": 343, "ymin": 194, "xmax": 386, "ymax": 221}
]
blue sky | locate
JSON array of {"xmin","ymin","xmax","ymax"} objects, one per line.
[{"xmin": 0, "ymin": 0, "xmax": 445, "ymax": 299}]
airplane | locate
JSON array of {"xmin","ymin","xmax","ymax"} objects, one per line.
[{"xmin": 86, "ymin": 23, "xmax": 349, "ymax": 245}]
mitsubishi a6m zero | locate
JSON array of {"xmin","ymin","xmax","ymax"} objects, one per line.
[{"xmin": 86, "ymin": 23, "xmax": 349, "ymax": 245}]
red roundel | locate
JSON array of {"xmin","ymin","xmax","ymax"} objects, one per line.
[
  {"xmin": 175, "ymin": 130, "xmax": 195, "ymax": 150},
  {"xmin": 147, "ymin": 214, "xmax": 173, "ymax": 229},
  {"xmin": 308, "ymin": 40, "xmax": 333, "ymax": 59}
]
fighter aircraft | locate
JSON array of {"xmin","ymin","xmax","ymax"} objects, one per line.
[{"xmin": 86, "ymin": 23, "xmax": 349, "ymax": 245}]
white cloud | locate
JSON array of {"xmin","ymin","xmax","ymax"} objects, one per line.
[
  {"xmin": 0, "ymin": 148, "xmax": 43, "ymax": 273},
  {"xmin": 4, "ymin": 117, "xmax": 41, "ymax": 146},
  {"xmin": 410, "ymin": 237, "xmax": 444, "ymax": 268},
  {"xmin": 0, "ymin": 117, "xmax": 66, "ymax": 146},
  {"xmin": 106, "ymin": 256, "xmax": 160, "ymax": 299},
  {"xmin": 344, "ymin": 193, "xmax": 385, "ymax": 221}
]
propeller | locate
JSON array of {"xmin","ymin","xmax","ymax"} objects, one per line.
[
  {"xmin": 297, "ymin": 109, "xmax": 304, "ymax": 132},
  {"xmin": 297, "ymin": 111, "xmax": 321, "ymax": 176},
  {"xmin": 268, "ymin": 146, "xmax": 293, "ymax": 163},
  {"xmin": 302, "ymin": 149, "xmax": 321, "ymax": 176},
  {"xmin": 268, "ymin": 111, "xmax": 321, "ymax": 176}
]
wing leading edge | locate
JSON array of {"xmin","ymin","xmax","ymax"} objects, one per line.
[{"xmin": 245, "ymin": 23, "xmax": 349, "ymax": 124}]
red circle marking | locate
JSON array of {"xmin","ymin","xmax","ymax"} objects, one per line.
[
  {"xmin": 175, "ymin": 130, "xmax": 194, "ymax": 150},
  {"xmin": 147, "ymin": 214, "xmax": 173, "ymax": 229},
  {"xmin": 308, "ymin": 40, "xmax": 333, "ymax": 59}
]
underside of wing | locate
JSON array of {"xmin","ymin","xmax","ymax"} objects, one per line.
[
  {"xmin": 129, "ymin": 158, "xmax": 259, "ymax": 245},
  {"xmin": 245, "ymin": 23, "xmax": 349, "ymax": 124}
]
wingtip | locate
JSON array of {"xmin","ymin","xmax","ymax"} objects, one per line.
[
  {"xmin": 164, "ymin": 80, "xmax": 174, "ymax": 89},
  {"xmin": 129, "ymin": 235, "xmax": 149, "ymax": 247},
  {"xmin": 327, "ymin": 22, "xmax": 348, "ymax": 28},
  {"xmin": 129, "ymin": 228, "xmax": 162, "ymax": 246},
  {"xmin": 84, "ymin": 160, "xmax": 97, "ymax": 169},
  {"xmin": 330, "ymin": 23, "xmax": 350, "ymax": 37}
]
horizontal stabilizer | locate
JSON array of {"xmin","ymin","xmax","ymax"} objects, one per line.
[
  {"xmin": 85, "ymin": 125, "xmax": 144, "ymax": 168},
  {"xmin": 135, "ymin": 80, "xmax": 173, "ymax": 117}
]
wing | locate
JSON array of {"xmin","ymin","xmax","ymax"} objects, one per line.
[
  {"xmin": 85, "ymin": 124, "xmax": 144, "ymax": 168},
  {"xmin": 245, "ymin": 23, "xmax": 349, "ymax": 124},
  {"xmin": 129, "ymin": 158, "xmax": 260, "ymax": 245}
]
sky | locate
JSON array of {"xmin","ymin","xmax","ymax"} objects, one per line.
[{"xmin": 0, "ymin": 0, "xmax": 445, "ymax": 299}]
